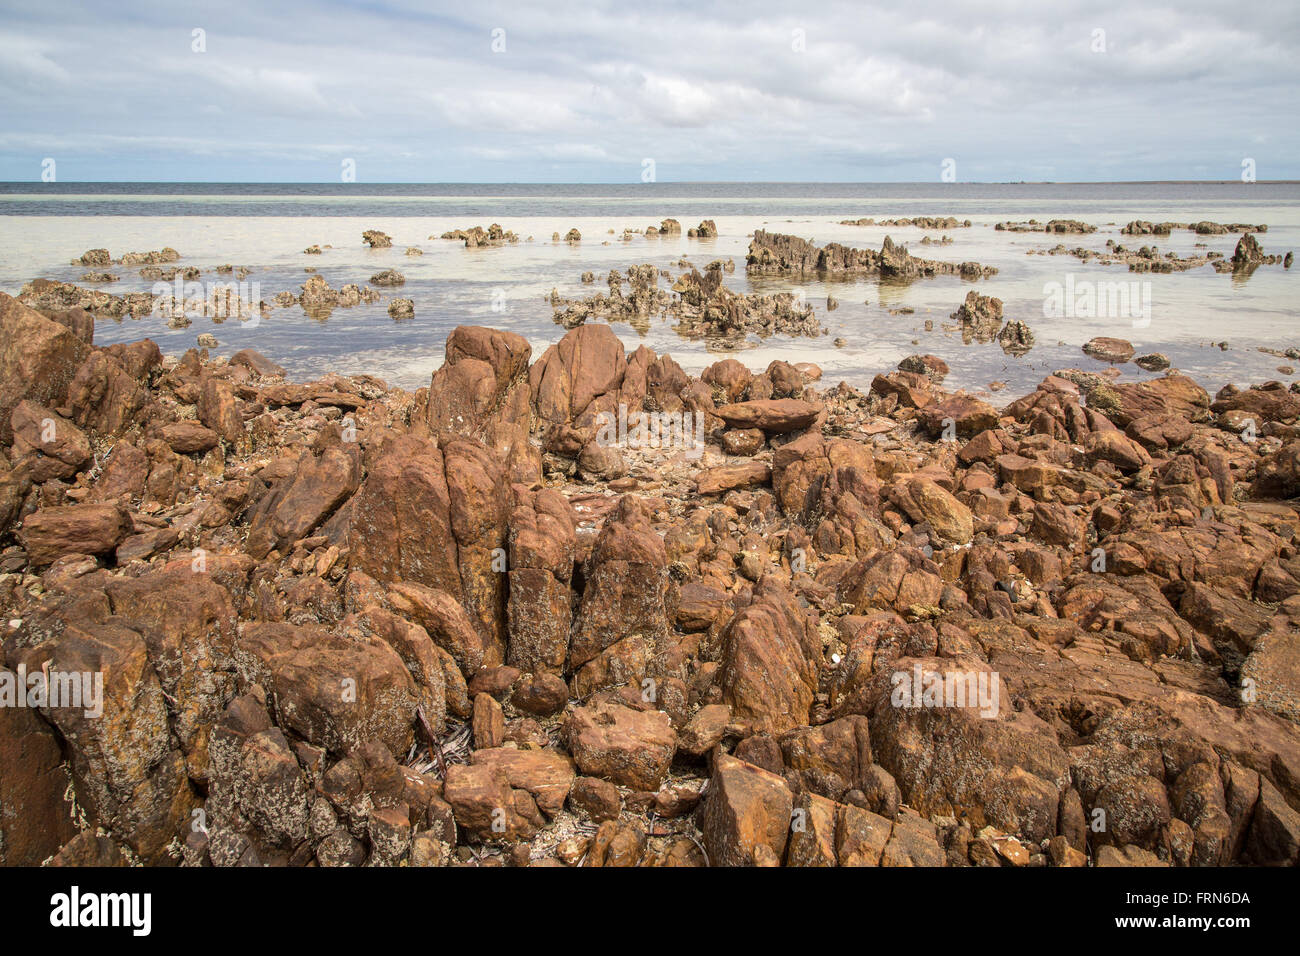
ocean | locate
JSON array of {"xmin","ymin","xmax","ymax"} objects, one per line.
[{"xmin": 1, "ymin": 182, "xmax": 1297, "ymax": 400}]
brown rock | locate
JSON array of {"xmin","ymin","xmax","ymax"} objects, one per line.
[
  {"xmin": 472, "ymin": 692, "xmax": 505, "ymax": 748},
  {"xmin": 719, "ymin": 579, "xmax": 819, "ymax": 734},
  {"xmin": 696, "ymin": 462, "xmax": 771, "ymax": 495},
  {"xmin": 236, "ymin": 622, "xmax": 419, "ymax": 758},
  {"xmin": 1083, "ymin": 337, "xmax": 1135, "ymax": 364},
  {"xmin": 714, "ymin": 398, "xmax": 822, "ymax": 434},
  {"xmin": 679, "ymin": 703, "xmax": 731, "ymax": 756},
  {"xmin": 159, "ymin": 421, "xmax": 220, "ymax": 455},
  {"xmin": 9, "ymin": 401, "xmax": 92, "ymax": 481},
  {"xmin": 18, "ymin": 502, "xmax": 128, "ymax": 566},
  {"xmin": 564, "ymin": 699, "xmax": 677, "ymax": 790},
  {"xmin": 700, "ymin": 753, "xmax": 793, "ymax": 866},
  {"xmin": 0, "ymin": 293, "xmax": 91, "ymax": 444}
]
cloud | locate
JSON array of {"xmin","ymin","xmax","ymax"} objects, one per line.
[{"xmin": 0, "ymin": 0, "xmax": 1295, "ymax": 180}]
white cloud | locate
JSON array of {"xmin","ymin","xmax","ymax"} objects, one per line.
[{"xmin": 0, "ymin": 0, "xmax": 1296, "ymax": 180}]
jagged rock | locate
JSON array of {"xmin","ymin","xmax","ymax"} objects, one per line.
[
  {"xmin": 235, "ymin": 622, "xmax": 419, "ymax": 758},
  {"xmin": 719, "ymin": 579, "xmax": 820, "ymax": 734},
  {"xmin": 18, "ymin": 503, "xmax": 129, "ymax": 566},
  {"xmin": 0, "ymin": 294, "xmax": 92, "ymax": 444},
  {"xmin": 564, "ymin": 700, "xmax": 676, "ymax": 791},
  {"xmin": 701, "ymin": 753, "xmax": 794, "ymax": 866}
]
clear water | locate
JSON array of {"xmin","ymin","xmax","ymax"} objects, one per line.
[{"xmin": 1, "ymin": 182, "xmax": 1296, "ymax": 401}]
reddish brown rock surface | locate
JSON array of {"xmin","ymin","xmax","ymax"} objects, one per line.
[{"xmin": 2, "ymin": 313, "xmax": 1298, "ymax": 871}]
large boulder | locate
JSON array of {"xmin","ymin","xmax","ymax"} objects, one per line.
[
  {"xmin": 568, "ymin": 496, "xmax": 670, "ymax": 693},
  {"xmin": 714, "ymin": 398, "xmax": 822, "ymax": 434},
  {"xmin": 506, "ymin": 487, "xmax": 576, "ymax": 674},
  {"xmin": 235, "ymin": 622, "xmax": 420, "ymax": 758},
  {"xmin": 206, "ymin": 692, "xmax": 311, "ymax": 848},
  {"xmin": 887, "ymin": 475, "xmax": 974, "ymax": 544},
  {"xmin": 0, "ymin": 687, "xmax": 79, "ymax": 864},
  {"xmin": 718, "ymin": 578, "xmax": 820, "ymax": 734},
  {"xmin": 0, "ymin": 293, "xmax": 91, "ymax": 444},
  {"xmin": 18, "ymin": 503, "xmax": 129, "ymax": 566},
  {"xmin": 66, "ymin": 350, "xmax": 145, "ymax": 437},
  {"xmin": 564, "ymin": 699, "xmax": 677, "ymax": 791},
  {"xmin": 427, "ymin": 326, "xmax": 538, "ymax": 483},
  {"xmin": 245, "ymin": 436, "xmax": 362, "ymax": 558},
  {"xmin": 14, "ymin": 619, "xmax": 197, "ymax": 863},
  {"xmin": 529, "ymin": 323, "xmax": 626, "ymax": 430},
  {"xmin": 9, "ymin": 400, "xmax": 92, "ymax": 481},
  {"xmin": 701, "ymin": 753, "xmax": 794, "ymax": 866},
  {"xmin": 349, "ymin": 434, "xmax": 510, "ymax": 665},
  {"xmin": 864, "ymin": 654, "xmax": 1071, "ymax": 844},
  {"xmin": 104, "ymin": 563, "xmax": 240, "ymax": 777}
]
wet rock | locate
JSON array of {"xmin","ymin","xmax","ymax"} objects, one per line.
[
  {"xmin": 898, "ymin": 354, "xmax": 949, "ymax": 383},
  {"xmin": 917, "ymin": 395, "xmax": 998, "ymax": 440},
  {"xmin": 1083, "ymin": 337, "xmax": 1135, "ymax": 364},
  {"xmin": 997, "ymin": 320, "xmax": 1035, "ymax": 355}
]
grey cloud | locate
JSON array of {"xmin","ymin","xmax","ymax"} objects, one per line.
[{"xmin": 0, "ymin": 0, "xmax": 1295, "ymax": 180}]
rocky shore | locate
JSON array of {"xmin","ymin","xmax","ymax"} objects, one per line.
[{"xmin": 1, "ymin": 286, "xmax": 1299, "ymax": 869}]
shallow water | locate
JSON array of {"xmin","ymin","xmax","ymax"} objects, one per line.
[{"xmin": 1, "ymin": 182, "xmax": 1297, "ymax": 402}]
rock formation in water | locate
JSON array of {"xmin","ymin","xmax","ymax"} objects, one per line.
[{"xmin": 747, "ymin": 230, "xmax": 996, "ymax": 280}]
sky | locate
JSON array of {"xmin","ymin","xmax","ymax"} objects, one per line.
[{"xmin": 0, "ymin": 0, "xmax": 1296, "ymax": 183}]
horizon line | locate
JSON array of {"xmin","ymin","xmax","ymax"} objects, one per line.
[{"xmin": 2, "ymin": 179, "xmax": 1297, "ymax": 187}]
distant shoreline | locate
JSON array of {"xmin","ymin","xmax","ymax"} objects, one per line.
[{"xmin": 4, "ymin": 180, "xmax": 1300, "ymax": 189}]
